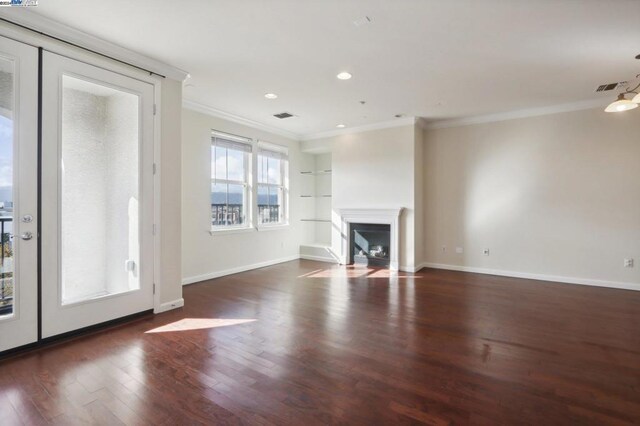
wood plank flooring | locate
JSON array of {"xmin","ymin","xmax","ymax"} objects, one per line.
[{"xmin": 1, "ymin": 260, "xmax": 640, "ymax": 425}]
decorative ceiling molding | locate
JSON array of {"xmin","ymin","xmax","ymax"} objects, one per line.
[
  {"xmin": 0, "ymin": 9, "xmax": 189, "ymax": 81},
  {"xmin": 187, "ymin": 97, "xmax": 612, "ymax": 143},
  {"xmin": 423, "ymin": 98, "xmax": 607, "ymax": 130},
  {"xmin": 183, "ymin": 99, "xmax": 300, "ymax": 141}
]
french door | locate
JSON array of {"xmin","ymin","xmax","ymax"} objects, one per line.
[
  {"xmin": 41, "ymin": 51, "xmax": 155, "ymax": 338},
  {"xmin": 0, "ymin": 36, "xmax": 39, "ymax": 352},
  {"xmin": 0, "ymin": 37, "xmax": 155, "ymax": 352}
]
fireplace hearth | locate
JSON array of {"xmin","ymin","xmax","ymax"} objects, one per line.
[{"xmin": 350, "ymin": 223, "xmax": 391, "ymax": 267}]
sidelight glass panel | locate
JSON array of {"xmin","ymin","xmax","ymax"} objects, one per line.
[
  {"xmin": 60, "ymin": 75, "xmax": 140, "ymax": 305},
  {"xmin": 0, "ymin": 57, "xmax": 14, "ymax": 318}
]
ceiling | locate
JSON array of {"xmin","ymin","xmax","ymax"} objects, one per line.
[{"xmin": 23, "ymin": 0, "xmax": 640, "ymax": 138}]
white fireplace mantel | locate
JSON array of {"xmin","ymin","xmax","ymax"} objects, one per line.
[{"xmin": 337, "ymin": 208, "xmax": 404, "ymax": 270}]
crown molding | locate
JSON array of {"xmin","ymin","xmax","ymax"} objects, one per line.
[
  {"xmin": 183, "ymin": 99, "xmax": 301, "ymax": 140},
  {"xmin": 190, "ymin": 97, "xmax": 610, "ymax": 143},
  {"xmin": 301, "ymin": 117, "xmax": 417, "ymax": 141},
  {"xmin": 0, "ymin": 9, "xmax": 189, "ymax": 81},
  {"xmin": 423, "ymin": 98, "xmax": 607, "ymax": 130}
]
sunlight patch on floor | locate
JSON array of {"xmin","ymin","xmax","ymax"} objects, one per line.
[
  {"xmin": 145, "ymin": 318, "xmax": 256, "ymax": 333},
  {"xmin": 298, "ymin": 266, "xmax": 420, "ymax": 279}
]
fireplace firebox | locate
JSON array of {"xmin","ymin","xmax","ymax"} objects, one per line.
[{"xmin": 349, "ymin": 223, "xmax": 391, "ymax": 267}]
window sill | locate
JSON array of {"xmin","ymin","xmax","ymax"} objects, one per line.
[
  {"xmin": 209, "ymin": 226, "xmax": 256, "ymax": 236},
  {"xmin": 257, "ymin": 223, "xmax": 290, "ymax": 232}
]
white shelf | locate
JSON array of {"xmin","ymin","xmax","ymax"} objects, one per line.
[
  {"xmin": 300, "ymin": 242, "xmax": 332, "ymax": 249},
  {"xmin": 300, "ymin": 170, "xmax": 332, "ymax": 175}
]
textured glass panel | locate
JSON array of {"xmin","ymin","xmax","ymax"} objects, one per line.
[
  {"xmin": 0, "ymin": 58, "xmax": 14, "ymax": 318},
  {"xmin": 61, "ymin": 75, "xmax": 139, "ymax": 305}
]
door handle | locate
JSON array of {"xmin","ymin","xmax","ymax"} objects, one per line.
[{"xmin": 20, "ymin": 232, "xmax": 33, "ymax": 241}]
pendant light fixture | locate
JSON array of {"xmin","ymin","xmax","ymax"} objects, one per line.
[
  {"xmin": 604, "ymin": 93, "xmax": 638, "ymax": 112},
  {"xmin": 604, "ymin": 56, "xmax": 640, "ymax": 112}
]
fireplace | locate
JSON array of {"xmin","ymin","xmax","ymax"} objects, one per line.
[
  {"xmin": 337, "ymin": 208, "xmax": 403, "ymax": 270},
  {"xmin": 350, "ymin": 223, "xmax": 391, "ymax": 267}
]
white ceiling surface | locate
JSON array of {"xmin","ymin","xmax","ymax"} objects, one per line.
[{"xmin": 27, "ymin": 0, "xmax": 640, "ymax": 138}]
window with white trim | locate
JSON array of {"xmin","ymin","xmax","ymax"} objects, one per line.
[
  {"xmin": 257, "ymin": 143, "xmax": 289, "ymax": 226},
  {"xmin": 211, "ymin": 131, "xmax": 252, "ymax": 229}
]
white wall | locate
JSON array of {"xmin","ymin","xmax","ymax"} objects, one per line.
[
  {"xmin": 309, "ymin": 124, "xmax": 419, "ymax": 270},
  {"xmin": 414, "ymin": 127, "xmax": 424, "ymax": 267},
  {"xmin": 181, "ymin": 108, "xmax": 303, "ymax": 284},
  {"xmin": 158, "ymin": 78, "xmax": 183, "ymax": 305},
  {"xmin": 423, "ymin": 107, "xmax": 640, "ymax": 288}
]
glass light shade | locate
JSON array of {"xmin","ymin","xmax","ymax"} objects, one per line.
[
  {"xmin": 632, "ymin": 92, "xmax": 640, "ymax": 104},
  {"xmin": 604, "ymin": 93, "xmax": 638, "ymax": 112}
]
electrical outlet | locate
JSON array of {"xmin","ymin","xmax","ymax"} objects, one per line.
[
  {"xmin": 624, "ymin": 258, "xmax": 634, "ymax": 268},
  {"xmin": 483, "ymin": 249, "xmax": 490, "ymax": 256},
  {"xmin": 456, "ymin": 247, "xmax": 464, "ymax": 254}
]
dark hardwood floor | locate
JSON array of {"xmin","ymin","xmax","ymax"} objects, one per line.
[{"xmin": 1, "ymin": 260, "xmax": 639, "ymax": 425}]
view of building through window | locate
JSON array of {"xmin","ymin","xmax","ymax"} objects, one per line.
[
  {"xmin": 211, "ymin": 134, "xmax": 251, "ymax": 228},
  {"xmin": 210, "ymin": 133, "xmax": 287, "ymax": 228},
  {"xmin": 257, "ymin": 149, "xmax": 286, "ymax": 225}
]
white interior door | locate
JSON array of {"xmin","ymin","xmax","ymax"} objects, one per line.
[
  {"xmin": 0, "ymin": 36, "xmax": 38, "ymax": 352},
  {"xmin": 41, "ymin": 52, "xmax": 154, "ymax": 338}
]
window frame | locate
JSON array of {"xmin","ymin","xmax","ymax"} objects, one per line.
[
  {"xmin": 256, "ymin": 141, "xmax": 289, "ymax": 229},
  {"xmin": 210, "ymin": 131, "xmax": 253, "ymax": 232}
]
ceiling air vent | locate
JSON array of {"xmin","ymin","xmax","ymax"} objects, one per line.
[
  {"xmin": 595, "ymin": 82, "xmax": 626, "ymax": 92},
  {"xmin": 273, "ymin": 112, "xmax": 294, "ymax": 119}
]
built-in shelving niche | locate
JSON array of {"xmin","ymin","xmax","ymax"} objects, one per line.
[{"xmin": 299, "ymin": 153, "xmax": 334, "ymax": 262}]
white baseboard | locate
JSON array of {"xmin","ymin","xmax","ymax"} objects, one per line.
[
  {"xmin": 182, "ymin": 255, "xmax": 301, "ymax": 285},
  {"xmin": 300, "ymin": 254, "xmax": 337, "ymax": 263},
  {"xmin": 399, "ymin": 264, "xmax": 427, "ymax": 273},
  {"xmin": 422, "ymin": 262, "xmax": 639, "ymax": 291},
  {"xmin": 154, "ymin": 298, "xmax": 184, "ymax": 314}
]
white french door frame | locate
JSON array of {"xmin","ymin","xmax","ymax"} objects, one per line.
[
  {"xmin": 0, "ymin": 21, "xmax": 166, "ymax": 351},
  {"xmin": 40, "ymin": 51, "xmax": 157, "ymax": 338},
  {"xmin": 0, "ymin": 35, "xmax": 38, "ymax": 353}
]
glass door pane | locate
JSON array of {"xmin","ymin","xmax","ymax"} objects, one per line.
[
  {"xmin": 60, "ymin": 76, "xmax": 140, "ymax": 305},
  {"xmin": 0, "ymin": 56, "xmax": 14, "ymax": 317}
]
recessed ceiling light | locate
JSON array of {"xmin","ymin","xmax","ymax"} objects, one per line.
[
  {"xmin": 264, "ymin": 93, "xmax": 278, "ymax": 99},
  {"xmin": 336, "ymin": 72, "xmax": 352, "ymax": 80},
  {"xmin": 336, "ymin": 124, "xmax": 346, "ymax": 128}
]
